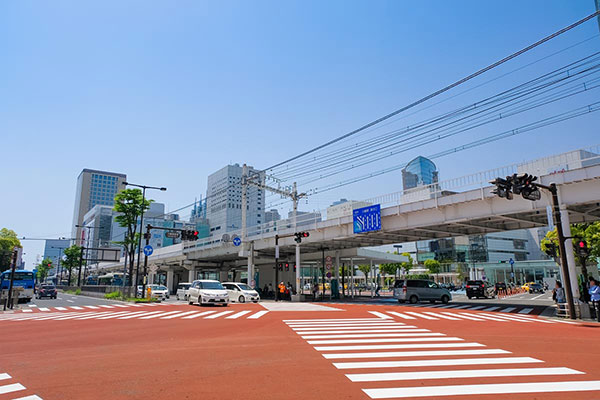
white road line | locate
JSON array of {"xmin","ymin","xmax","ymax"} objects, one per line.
[
  {"xmin": 347, "ymin": 366, "xmax": 581, "ymax": 382},
  {"xmin": 66, "ymin": 300, "xmax": 74, "ymax": 303},
  {"xmin": 13, "ymin": 396, "xmax": 43, "ymax": 400},
  {"xmin": 66, "ymin": 312, "xmax": 117, "ymax": 320},
  {"xmin": 519, "ymin": 307, "xmax": 534, "ymax": 314},
  {"xmin": 293, "ymin": 325, "xmax": 410, "ymax": 331},
  {"xmin": 422, "ymin": 312, "xmax": 460, "ymax": 321},
  {"xmin": 112, "ymin": 304, "xmax": 129, "ymax": 308},
  {"xmin": 466, "ymin": 305, "xmax": 487, "ymax": 310},
  {"xmin": 22, "ymin": 309, "xmax": 33, "ymax": 313},
  {"xmin": 307, "ymin": 337, "xmax": 463, "ymax": 345},
  {"xmin": 55, "ymin": 307, "xmax": 67, "ymax": 311},
  {"xmin": 368, "ymin": 311, "xmax": 393, "ymax": 319},
  {"xmin": 284, "ymin": 318, "xmax": 381, "ymax": 323},
  {"xmin": 98, "ymin": 305, "xmax": 115, "ymax": 309},
  {"xmin": 443, "ymin": 312, "xmax": 485, "ymax": 321},
  {"xmin": 301, "ymin": 333, "xmax": 442, "ymax": 339},
  {"xmin": 118, "ymin": 311, "xmax": 163, "ymax": 319},
  {"xmin": 437, "ymin": 305, "xmax": 459, "ymax": 309},
  {"xmin": 315, "ymin": 342, "xmax": 484, "ymax": 352},
  {"xmin": 323, "ymin": 348, "xmax": 510, "ymax": 360},
  {"xmin": 247, "ymin": 310, "xmax": 269, "ymax": 319},
  {"xmin": 52, "ymin": 312, "xmax": 106, "ymax": 320},
  {"xmin": 290, "ymin": 323, "xmax": 408, "ymax": 329},
  {"xmin": 287, "ymin": 320, "xmax": 398, "ymax": 326},
  {"xmin": 298, "ymin": 329, "xmax": 431, "ymax": 335},
  {"xmin": 362, "ymin": 380, "xmax": 600, "ymax": 399},
  {"xmin": 386, "ymin": 312, "xmax": 416, "ymax": 320},
  {"xmin": 139, "ymin": 311, "xmax": 182, "ymax": 320},
  {"xmin": 0, "ymin": 383, "xmax": 25, "ymax": 395},
  {"xmin": 0, "ymin": 373, "xmax": 11, "ymax": 381},
  {"xmin": 404, "ymin": 312, "xmax": 438, "ymax": 320},
  {"xmin": 181, "ymin": 311, "xmax": 216, "ymax": 319},
  {"xmin": 28, "ymin": 304, "xmax": 37, "ymax": 308},
  {"xmin": 480, "ymin": 313, "xmax": 537, "ymax": 323},
  {"xmin": 84, "ymin": 306, "xmax": 100, "ymax": 309},
  {"xmin": 460, "ymin": 313, "xmax": 509, "ymax": 322},
  {"xmin": 69, "ymin": 306, "xmax": 84, "ymax": 310},
  {"xmin": 38, "ymin": 307, "xmax": 50, "ymax": 312},
  {"xmin": 333, "ymin": 356, "xmax": 543, "ymax": 370},
  {"xmin": 452, "ymin": 305, "xmax": 473, "ymax": 309},
  {"xmin": 204, "ymin": 311, "xmax": 234, "ymax": 319},
  {"xmin": 96, "ymin": 311, "xmax": 138, "ymax": 320},
  {"xmin": 484, "ymin": 313, "xmax": 554, "ymax": 324},
  {"xmin": 499, "ymin": 307, "xmax": 517, "ymax": 312},
  {"xmin": 482, "ymin": 306, "xmax": 501, "ymax": 311},
  {"xmin": 160, "ymin": 311, "xmax": 199, "ymax": 319},
  {"xmin": 226, "ymin": 310, "xmax": 252, "ymax": 319},
  {"xmin": 531, "ymin": 293, "xmax": 546, "ymax": 300}
]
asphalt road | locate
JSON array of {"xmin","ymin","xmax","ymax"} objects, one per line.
[
  {"xmin": 29, "ymin": 292, "xmax": 128, "ymax": 308},
  {"xmin": 1, "ymin": 301, "xmax": 598, "ymax": 400}
]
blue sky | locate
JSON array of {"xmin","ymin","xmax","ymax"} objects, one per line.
[{"xmin": 1, "ymin": 1, "xmax": 599, "ymax": 268}]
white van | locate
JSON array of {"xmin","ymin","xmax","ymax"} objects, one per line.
[
  {"xmin": 176, "ymin": 282, "xmax": 192, "ymax": 301},
  {"xmin": 188, "ymin": 280, "xmax": 229, "ymax": 307},
  {"xmin": 222, "ymin": 282, "xmax": 260, "ymax": 303}
]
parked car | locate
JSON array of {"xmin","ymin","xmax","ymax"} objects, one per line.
[
  {"xmin": 521, "ymin": 282, "xmax": 535, "ymax": 291},
  {"xmin": 466, "ymin": 280, "xmax": 496, "ymax": 299},
  {"xmin": 188, "ymin": 280, "xmax": 229, "ymax": 306},
  {"xmin": 36, "ymin": 284, "xmax": 57, "ymax": 299},
  {"xmin": 528, "ymin": 283, "xmax": 545, "ymax": 294},
  {"xmin": 176, "ymin": 283, "xmax": 192, "ymax": 301},
  {"xmin": 393, "ymin": 279, "xmax": 451, "ymax": 304},
  {"xmin": 136, "ymin": 284, "xmax": 169, "ymax": 300},
  {"xmin": 222, "ymin": 282, "xmax": 260, "ymax": 303}
]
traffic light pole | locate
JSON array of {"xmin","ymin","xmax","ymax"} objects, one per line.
[
  {"xmin": 77, "ymin": 246, "xmax": 85, "ymax": 287},
  {"xmin": 274, "ymin": 235, "xmax": 279, "ymax": 302},
  {"xmin": 3, "ymin": 248, "xmax": 18, "ymax": 311},
  {"xmin": 142, "ymin": 224, "xmax": 151, "ymax": 298}
]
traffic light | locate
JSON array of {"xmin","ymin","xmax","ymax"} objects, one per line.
[
  {"xmin": 514, "ymin": 174, "xmax": 541, "ymax": 201},
  {"xmin": 278, "ymin": 263, "xmax": 283, "ymax": 271},
  {"xmin": 294, "ymin": 232, "xmax": 310, "ymax": 243},
  {"xmin": 293, "ymin": 264, "xmax": 297, "ymax": 272},
  {"xmin": 181, "ymin": 230, "xmax": 198, "ymax": 241},
  {"xmin": 285, "ymin": 263, "xmax": 289, "ymax": 271},
  {"xmin": 576, "ymin": 240, "xmax": 589, "ymax": 258},
  {"xmin": 490, "ymin": 177, "xmax": 513, "ymax": 200}
]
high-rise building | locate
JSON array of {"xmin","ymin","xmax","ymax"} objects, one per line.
[
  {"xmin": 205, "ymin": 164, "xmax": 265, "ymax": 237},
  {"xmin": 264, "ymin": 209, "xmax": 281, "ymax": 223},
  {"xmin": 402, "ymin": 156, "xmax": 439, "ymax": 191},
  {"xmin": 71, "ymin": 169, "xmax": 127, "ymax": 245},
  {"xmin": 43, "ymin": 239, "xmax": 71, "ymax": 265}
]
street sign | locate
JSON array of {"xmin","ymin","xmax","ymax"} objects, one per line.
[
  {"xmin": 149, "ymin": 265, "xmax": 158, "ymax": 274},
  {"xmin": 326, "ymin": 265, "xmax": 332, "ymax": 271},
  {"xmin": 325, "ymin": 255, "xmax": 333, "ymax": 263},
  {"xmin": 165, "ymin": 231, "xmax": 180, "ymax": 239},
  {"xmin": 143, "ymin": 245, "xmax": 153, "ymax": 256},
  {"xmin": 326, "ymin": 272, "xmax": 332, "ymax": 278},
  {"xmin": 353, "ymin": 204, "xmax": 381, "ymax": 234},
  {"xmin": 232, "ymin": 237, "xmax": 242, "ymax": 247}
]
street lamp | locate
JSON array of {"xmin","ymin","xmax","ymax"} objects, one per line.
[{"xmin": 122, "ymin": 182, "xmax": 166, "ymax": 294}]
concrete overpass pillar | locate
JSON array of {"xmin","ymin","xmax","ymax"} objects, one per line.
[
  {"xmin": 335, "ymin": 251, "xmax": 340, "ymax": 299},
  {"xmin": 248, "ymin": 241, "xmax": 255, "ymax": 288},
  {"xmin": 188, "ymin": 269, "xmax": 195, "ymax": 283},
  {"xmin": 166, "ymin": 270, "xmax": 174, "ymax": 294},
  {"xmin": 219, "ymin": 270, "xmax": 228, "ymax": 282},
  {"xmin": 560, "ymin": 205, "xmax": 580, "ymax": 300}
]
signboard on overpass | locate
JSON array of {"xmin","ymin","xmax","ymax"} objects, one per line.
[{"xmin": 353, "ymin": 204, "xmax": 381, "ymax": 234}]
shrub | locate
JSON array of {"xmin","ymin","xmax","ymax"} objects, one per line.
[{"xmin": 104, "ymin": 291, "xmax": 121, "ymax": 299}]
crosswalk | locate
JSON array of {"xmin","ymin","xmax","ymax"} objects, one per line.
[
  {"xmin": 0, "ymin": 372, "xmax": 43, "ymax": 399},
  {"xmin": 371, "ymin": 310, "xmax": 566, "ymax": 324},
  {"xmin": 329, "ymin": 301, "xmax": 541, "ymax": 314},
  {"xmin": 284, "ymin": 317, "xmax": 600, "ymax": 399},
  {"xmin": 0, "ymin": 308, "xmax": 269, "ymax": 322}
]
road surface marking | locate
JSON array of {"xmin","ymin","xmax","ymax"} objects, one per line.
[
  {"xmin": 98, "ymin": 305, "xmax": 115, "ymax": 309},
  {"xmin": 466, "ymin": 305, "xmax": 487, "ymax": 310},
  {"xmin": 290, "ymin": 323, "xmax": 407, "ymax": 329},
  {"xmin": 112, "ymin": 304, "xmax": 129, "ymax": 308},
  {"xmin": 499, "ymin": 307, "xmax": 517, "ymax": 312},
  {"xmin": 118, "ymin": 311, "xmax": 163, "ymax": 319},
  {"xmin": 480, "ymin": 313, "xmax": 538, "ymax": 323},
  {"xmin": 0, "ymin": 373, "xmax": 11, "ymax": 381},
  {"xmin": 160, "ymin": 311, "xmax": 199, "ymax": 319},
  {"xmin": 66, "ymin": 300, "xmax": 74, "ymax": 303},
  {"xmin": 362, "ymin": 380, "xmax": 600, "ymax": 399},
  {"xmin": 460, "ymin": 313, "xmax": 510, "ymax": 322},
  {"xmin": 482, "ymin": 306, "xmax": 501, "ymax": 311},
  {"xmin": 422, "ymin": 312, "xmax": 461, "ymax": 321},
  {"xmin": 368, "ymin": 311, "xmax": 393, "ymax": 319},
  {"xmin": 301, "ymin": 332, "xmax": 441, "ymax": 339},
  {"xmin": 69, "ymin": 306, "xmax": 84, "ymax": 310},
  {"xmin": 437, "ymin": 304, "xmax": 459, "ymax": 309},
  {"xmin": 307, "ymin": 337, "xmax": 463, "ymax": 345},
  {"xmin": 28, "ymin": 304, "xmax": 37, "ymax": 307},
  {"xmin": 347, "ymin": 366, "xmax": 582, "ymax": 382},
  {"xmin": 284, "ymin": 318, "xmax": 384, "ymax": 322},
  {"xmin": 51, "ymin": 312, "xmax": 105, "ymax": 320},
  {"xmin": 332, "ymin": 356, "xmax": 543, "ymax": 370},
  {"xmin": 181, "ymin": 311, "xmax": 216, "ymax": 319},
  {"xmin": 452, "ymin": 305, "xmax": 473, "ymax": 309},
  {"xmin": 65, "ymin": 312, "xmax": 117, "ymax": 320},
  {"xmin": 84, "ymin": 306, "xmax": 99, "ymax": 309},
  {"xmin": 38, "ymin": 307, "xmax": 50, "ymax": 312},
  {"xmin": 22, "ymin": 309, "xmax": 33, "ymax": 313},
  {"xmin": 298, "ymin": 329, "xmax": 430, "ymax": 335},
  {"xmin": 293, "ymin": 324, "xmax": 410, "ymax": 331},
  {"xmin": 485, "ymin": 313, "xmax": 554, "ymax": 324},
  {"xmin": 226, "ymin": 310, "xmax": 252, "ymax": 319},
  {"xmin": 247, "ymin": 310, "xmax": 269, "ymax": 319},
  {"xmin": 386, "ymin": 312, "xmax": 416, "ymax": 320},
  {"xmin": 322, "ymin": 349, "xmax": 510, "ymax": 359},
  {"xmin": 96, "ymin": 311, "xmax": 138, "ymax": 320},
  {"xmin": 204, "ymin": 310, "xmax": 234, "ymax": 319},
  {"xmin": 314, "ymin": 342, "xmax": 484, "ymax": 352},
  {"xmin": 446, "ymin": 312, "xmax": 488, "ymax": 321},
  {"xmin": 519, "ymin": 307, "xmax": 534, "ymax": 314},
  {"xmin": 0, "ymin": 383, "xmax": 25, "ymax": 395},
  {"xmin": 13, "ymin": 396, "xmax": 43, "ymax": 400},
  {"xmin": 404, "ymin": 312, "xmax": 438, "ymax": 320},
  {"xmin": 139, "ymin": 311, "xmax": 182, "ymax": 319},
  {"xmin": 286, "ymin": 320, "xmax": 398, "ymax": 325},
  {"xmin": 55, "ymin": 307, "xmax": 67, "ymax": 311},
  {"xmin": 531, "ymin": 293, "xmax": 546, "ymax": 300}
]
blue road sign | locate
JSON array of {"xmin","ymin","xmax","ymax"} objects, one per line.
[
  {"xmin": 509, "ymin": 258, "xmax": 514, "ymax": 265},
  {"xmin": 232, "ymin": 237, "xmax": 242, "ymax": 247},
  {"xmin": 143, "ymin": 245, "xmax": 154, "ymax": 256},
  {"xmin": 353, "ymin": 204, "xmax": 382, "ymax": 234}
]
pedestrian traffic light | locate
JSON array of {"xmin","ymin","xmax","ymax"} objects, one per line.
[
  {"xmin": 278, "ymin": 263, "xmax": 283, "ymax": 271},
  {"xmin": 576, "ymin": 240, "xmax": 589, "ymax": 258},
  {"xmin": 285, "ymin": 263, "xmax": 289, "ymax": 271},
  {"xmin": 490, "ymin": 177, "xmax": 513, "ymax": 200},
  {"xmin": 293, "ymin": 264, "xmax": 297, "ymax": 272},
  {"xmin": 294, "ymin": 232, "xmax": 310, "ymax": 243}
]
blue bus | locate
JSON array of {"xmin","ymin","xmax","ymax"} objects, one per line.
[{"xmin": 0, "ymin": 270, "xmax": 35, "ymax": 303}]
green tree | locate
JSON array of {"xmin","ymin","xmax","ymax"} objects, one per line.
[
  {"xmin": 36, "ymin": 258, "xmax": 53, "ymax": 282},
  {"xmin": 424, "ymin": 259, "xmax": 442, "ymax": 281},
  {"xmin": 0, "ymin": 228, "xmax": 22, "ymax": 272},
  {"xmin": 357, "ymin": 264, "xmax": 371, "ymax": 280},
  {"xmin": 61, "ymin": 245, "xmax": 85, "ymax": 286},
  {"xmin": 113, "ymin": 189, "xmax": 153, "ymax": 286}
]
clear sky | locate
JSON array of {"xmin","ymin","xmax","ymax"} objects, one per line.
[{"xmin": 1, "ymin": 1, "xmax": 599, "ymax": 268}]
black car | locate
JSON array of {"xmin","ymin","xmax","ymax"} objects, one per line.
[
  {"xmin": 36, "ymin": 284, "xmax": 57, "ymax": 299},
  {"xmin": 466, "ymin": 280, "xmax": 496, "ymax": 299},
  {"xmin": 528, "ymin": 283, "xmax": 545, "ymax": 294}
]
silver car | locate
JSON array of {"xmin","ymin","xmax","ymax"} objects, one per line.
[{"xmin": 393, "ymin": 279, "xmax": 452, "ymax": 304}]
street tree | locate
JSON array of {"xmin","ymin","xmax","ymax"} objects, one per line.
[
  {"xmin": 0, "ymin": 228, "xmax": 22, "ymax": 272},
  {"xmin": 61, "ymin": 245, "xmax": 85, "ymax": 285},
  {"xmin": 357, "ymin": 264, "xmax": 372, "ymax": 282},
  {"xmin": 424, "ymin": 259, "xmax": 442, "ymax": 281},
  {"xmin": 36, "ymin": 258, "xmax": 53, "ymax": 282},
  {"xmin": 113, "ymin": 189, "xmax": 153, "ymax": 286}
]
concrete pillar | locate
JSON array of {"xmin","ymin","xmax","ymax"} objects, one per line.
[
  {"xmin": 350, "ymin": 258, "xmax": 354, "ymax": 298},
  {"xmin": 166, "ymin": 270, "xmax": 174, "ymax": 294},
  {"xmin": 188, "ymin": 269, "xmax": 195, "ymax": 282},
  {"xmin": 370, "ymin": 260, "xmax": 374, "ymax": 298},
  {"xmin": 335, "ymin": 251, "xmax": 340, "ymax": 299},
  {"xmin": 219, "ymin": 270, "xmax": 228, "ymax": 282},
  {"xmin": 560, "ymin": 205, "xmax": 580, "ymax": 300},
  {"xmin": 248, "ymin": 241, "xmax": 255, "ymax": 288}
]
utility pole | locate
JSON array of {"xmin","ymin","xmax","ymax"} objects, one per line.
[
  {"xmin": 142, "ymin": 224, "xmax": 151, "ymax": 297},
  {"xmin": 77, "ymin": 246, "xmax": 85, "ymax": 286},
  {"xmin": 274, "ymin": 234, "xmax": 279, "ymax": 301},
  {"xmin": 3, "ymin": 248, "xmax": 18, "ymax": 311}
]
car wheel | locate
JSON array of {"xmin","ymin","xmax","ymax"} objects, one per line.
[
  {"xmin": 238, "ymin": 295, "xmax": 246, "ymax": 303},
  {"xmin": 176, "ymin": 295, "xmax": 180, "ymax": 300},
  {"xmin": 409, "ymin": 295, "xmax": 418, "ymax": 304},
  {"xmin": 441, "ymin": 295, "xmax": 450, "ymax": 304},
  {"xmin": 398, "ymin": 299, "xmax": 405, "ymax": 303},
  {"xmin": 223, "ymin": 303, "xmax": 228, "ymax": 307}
]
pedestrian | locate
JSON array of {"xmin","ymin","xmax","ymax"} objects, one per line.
[
  {"xmin": 588, "ymin": 277, "xmax": 600, "ymax": 322},
  {"xmin": 278, "ymin": 281, "xmax": 285, "ymax": 301},
  {"xmin": 312, "ymin": 282, "xmax": 318, "ymax": 300},
  {"xmin": 375, "ymin": 282, "xmax": 381, "ymax": 297},
  {"xmin": 268, "ymin": 283, "xmax": 273, "ymax": 298},
  {"xmin": 553, "ymin": 281, "xmax": 565, "ymax": 304}
]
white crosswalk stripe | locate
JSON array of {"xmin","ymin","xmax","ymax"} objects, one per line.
[
  {"xmin": 519, "ymin": 307, "xmax": 534, "ymax": 314},
  {"xmin": 284, "ymin": 315, "xmax": 596, "ymax": 399},
  {"xmin": 386, "ymin": 311, "xmax": 416, "ymax": 320},
  {"xmin": 0, "ymin": 371, "xmax": 44, "ymax": 399},
  {"xmin": 226, "ymin": 310, "xmax": 252, "ymax": 319}
]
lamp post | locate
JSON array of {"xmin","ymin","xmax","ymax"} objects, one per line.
[
  {"xmin": 122, "ymin": 182, "xmax": 166, "ymax": 291},
  {"xmin": 51, "ymin": 246, "xmax": 68, "ymax": 285}
]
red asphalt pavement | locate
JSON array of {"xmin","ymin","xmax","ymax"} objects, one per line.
[{"xmin": 0, "ymin": 303, "xmax": 599, "ymax": 400}]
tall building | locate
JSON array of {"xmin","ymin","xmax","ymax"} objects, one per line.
[
  {"xmin": 205, "ymin": 164, "xmax": 265, "ymax": 237},
  {"xmin": 326, "ymin": 199, "xmax": 372, "ymax": 219},
  {"xmin": 264, "ymin": 209, "xmax": 281, "ymax": 223},
  {"xmin": 402, "ymin": 156, "xmax": 439, "ymax": 191},
  {"xmin": 71, "ymin": 169, "xmax": 127, "ymax": 245},
  {"xmin": 43, "ymin": 239, "xmax": 71, "ymax": 265}
]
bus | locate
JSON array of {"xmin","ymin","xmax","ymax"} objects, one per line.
[
  {"xmin": 97, "ymin": 272, "xmax": 128, "ymax": 286},
  {"xmin": 85, "ymin": 275, "xmax": 99, "ymax": 285},
  {"xmin": 0, "ymin": 270, "xmax": 35, "ymax": 303}
]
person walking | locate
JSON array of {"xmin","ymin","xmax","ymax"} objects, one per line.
[
  {"xmin": 553, "ymin": 281, "xmax": 565, "ymax": 304},
  {"xmin": 278, "ymin": 281, "xmax": 286, "ymax": 301},
  {"xmin": 588, "ymin": 277, "xmax": 600, "ymax": 322}
]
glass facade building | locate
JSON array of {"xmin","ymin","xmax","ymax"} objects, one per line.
[{"xmin": 402, "ymin": 156, "xmax": 439, "ymax": 191}]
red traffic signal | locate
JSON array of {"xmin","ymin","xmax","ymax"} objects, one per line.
[{"xmin": 294, "ymin": 232, "xmax": 310, "ymax": 243}]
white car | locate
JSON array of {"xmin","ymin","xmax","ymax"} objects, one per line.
[
  {"xmin": 176, "ymin": 282, "xmax": 192, "ymax": 301},
  {"xmin": 137, "ymin": 284, "xmax": 169, "ymax": 300},
  {"xmin": 188, "ymin": 280, "xmax": 229, "ymax": 307},
  {"xmin": 222, "ymin": 282, "xmax": 260, "ymax": 303}
]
